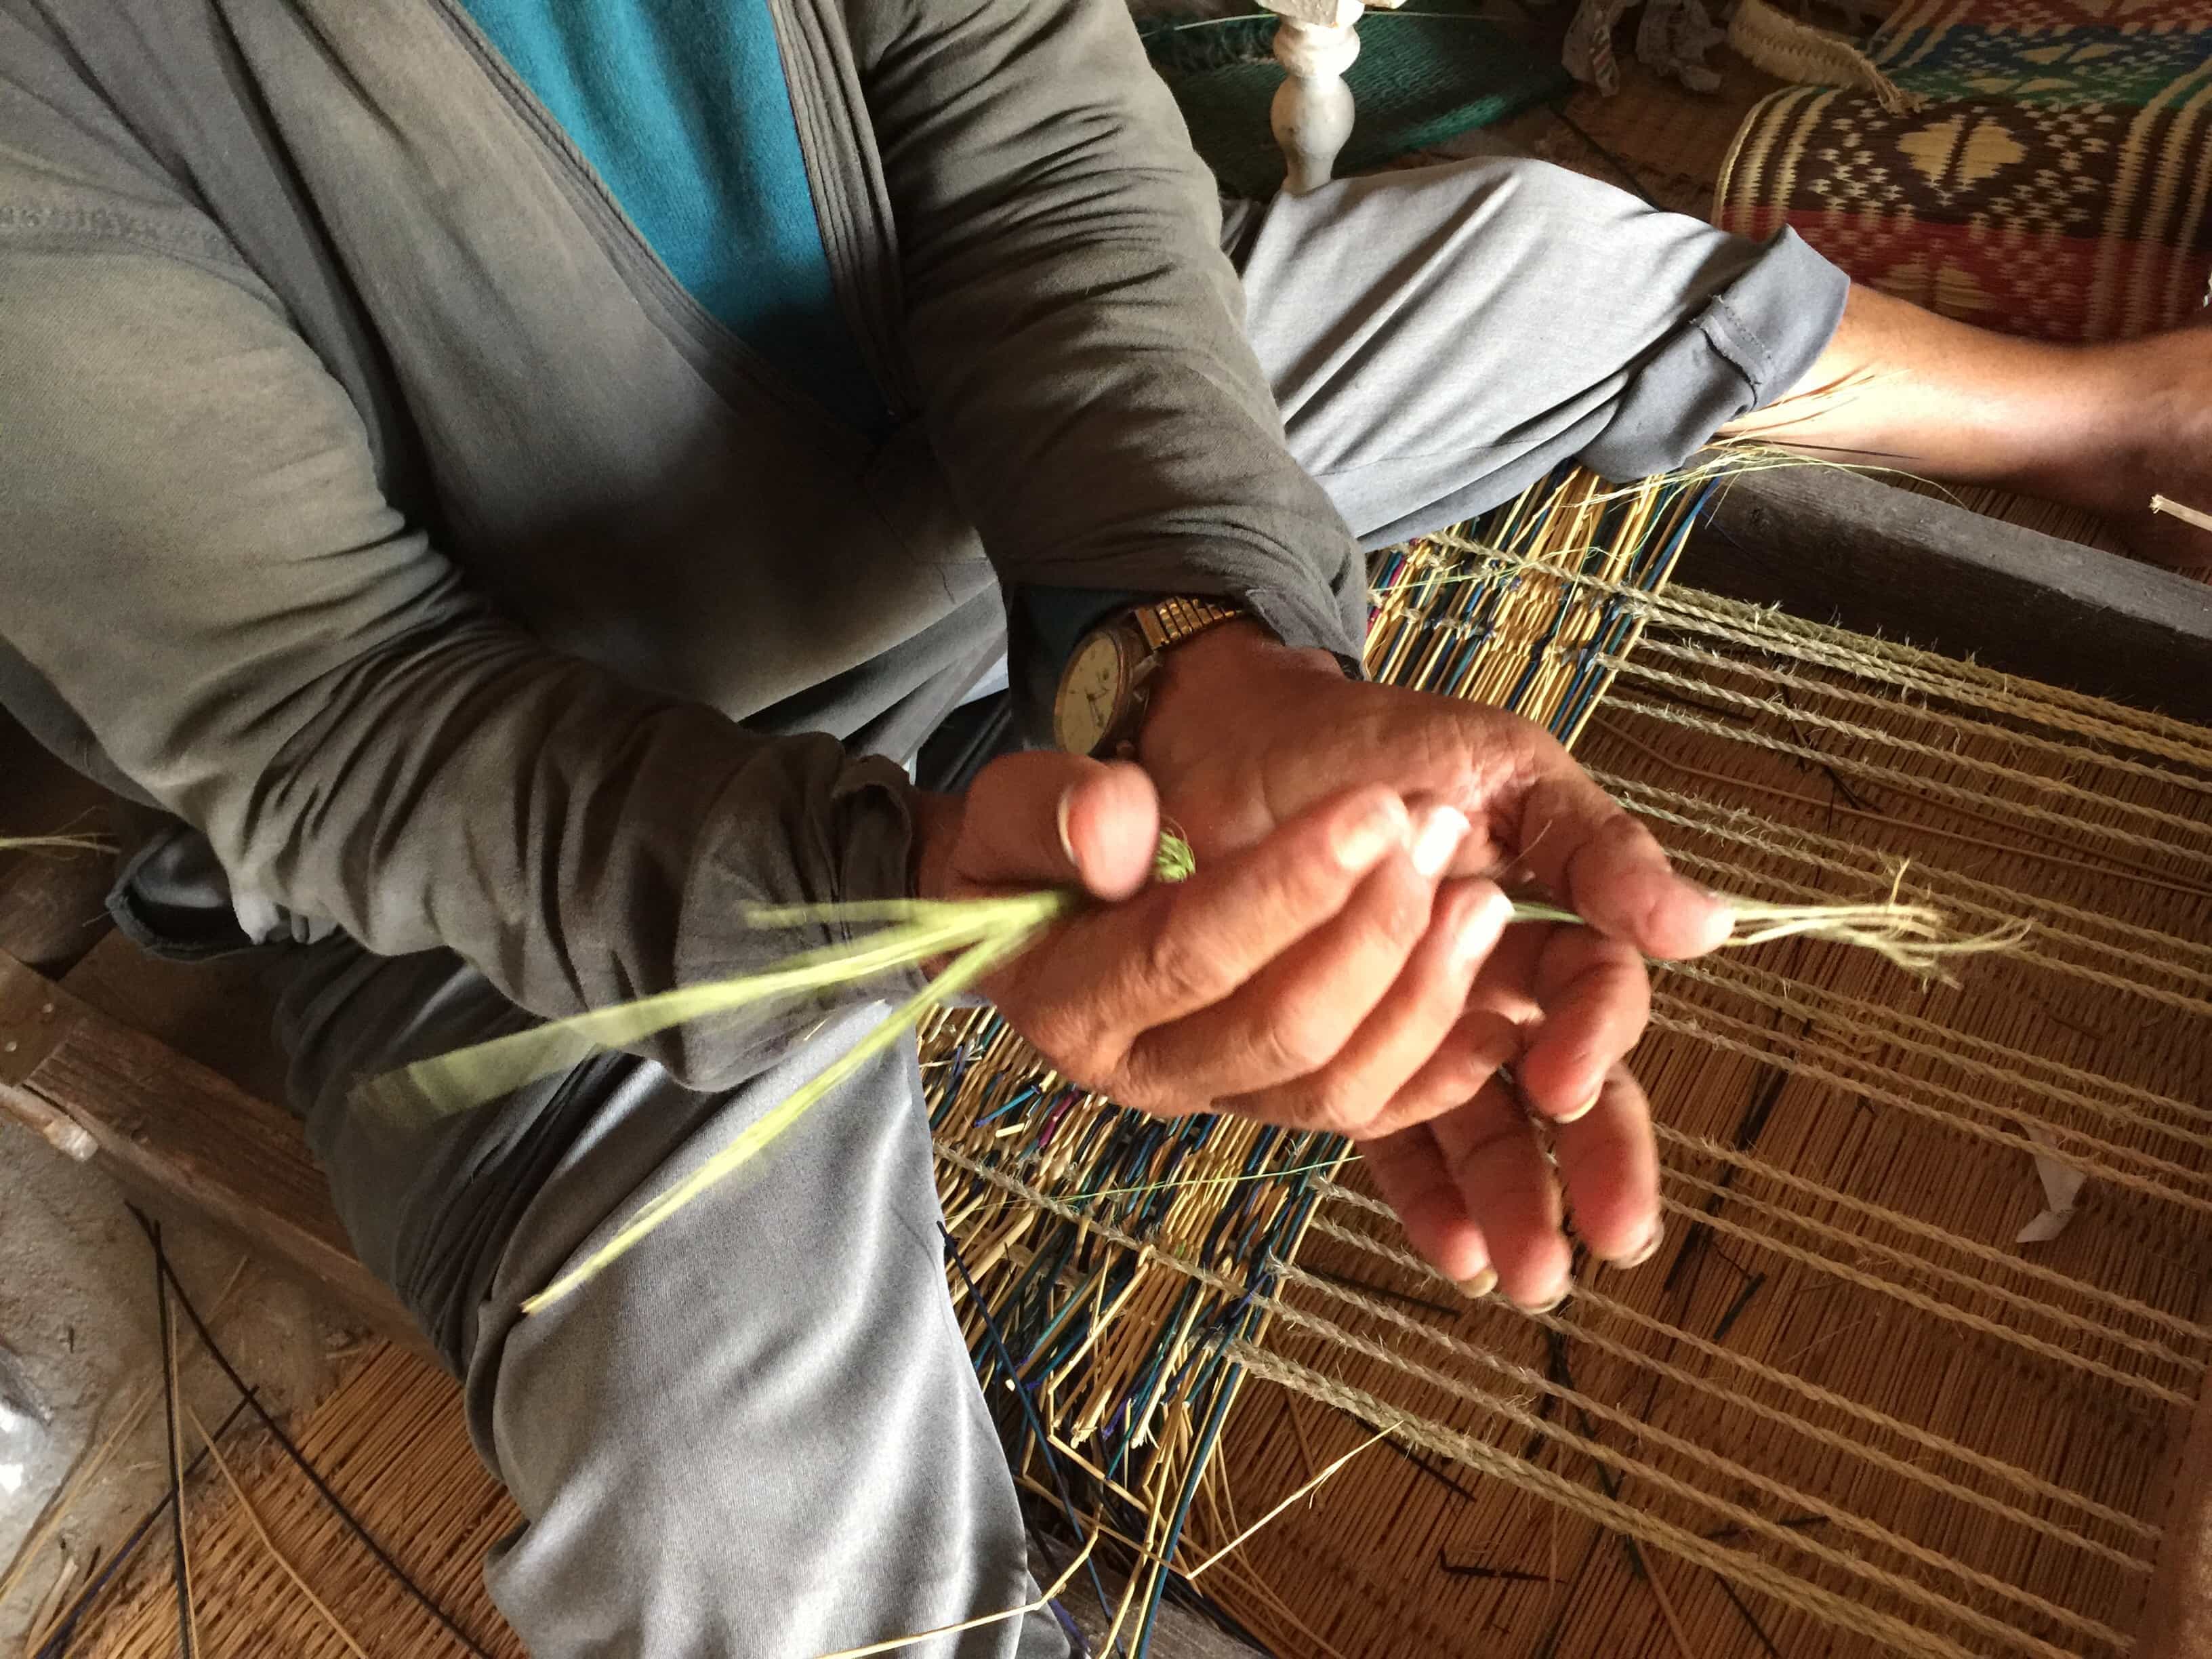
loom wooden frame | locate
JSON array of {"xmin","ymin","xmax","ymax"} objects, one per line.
[
  {"xmin": 0, "ymin": 949, "xmax": 429, "ymax": 1357},
  {"xmin": 1685, "ymin": 465, "xmax": 2212, "ymax": 722}
]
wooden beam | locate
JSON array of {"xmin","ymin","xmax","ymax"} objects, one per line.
[
  {"xmin": 1681, "ymin": 465, "xmax": 2212, "ymax": 722},
  {"xmin": 0, "ymin": 948, "xmax": 422, "ymax": 1353},
  {"xmin": 2140, "ymin": 1376, "xmax": 2212, "ymax": 1659},
  {"xmin": 61, "ymin": 930, "xmax": 291, "ymax": 1108}
]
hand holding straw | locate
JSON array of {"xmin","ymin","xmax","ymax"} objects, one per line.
[{"xmin": 363, "ymin": 803, "xmax": 2013, "ymax": 1317}]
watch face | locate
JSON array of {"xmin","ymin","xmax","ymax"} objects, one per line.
[{"xmin": 1054, "ymin": 630, "xmax": 1129, "ymax": 756}]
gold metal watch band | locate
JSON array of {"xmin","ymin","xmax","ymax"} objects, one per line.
[{"xmin": 1130, "ymin": 596, "xmax": 1242, "ymax": 654}]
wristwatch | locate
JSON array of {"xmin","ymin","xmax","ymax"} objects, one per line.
[{"xmin": 1051, "ymin": 596, "xmax": 1245, "ymax": 758}]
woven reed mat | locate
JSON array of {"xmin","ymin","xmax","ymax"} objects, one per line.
[
  {"xmin": 928, "ymin": 467, "xmax": 2212, "ymax": 1658},
  {"xmin": 59, "ymin": 464, "xmax": 2212, "ymax": 1658},
  {"xmin": 925, "ymin": 467, "xmax": 1717, "ymax": 1649},
  {"xmin": 1716, "ymin": 0, "xmax": 2212, "ymax": 343},
  {"xmin": 69, "ymin": 1343, "xmax": 525, "ymax": 1658}
]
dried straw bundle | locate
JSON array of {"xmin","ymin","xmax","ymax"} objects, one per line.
[
  {"xmin": 1725, "ymin": 0, "xmax": 1921, "ymax": 113},
  {"xmin": 0, "ymin": 834, "xmax": 108, "ymax": 856}
]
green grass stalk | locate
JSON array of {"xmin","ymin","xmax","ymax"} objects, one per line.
[{"xmin": 367, "ymin": 828, "xmax": 2012, "ymax": 1315}]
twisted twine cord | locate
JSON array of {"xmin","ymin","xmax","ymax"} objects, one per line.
[
  {"xmin": 1654, "ymin": 1179, "xmax": 2192, "ymax": 1408},
  {"xmin": 1305, "ymin": 1196, "xmax": 2165, "ymax": 1542},
  {"xmin": 1222, "ymin": 1342, "xmax": 1991, "ymax": 1659},
  {"xmin": 1364, "ymin": 1152, "xmax": 2194, "ymax": 1458},
  {"xmin": 1667, "ymin": 842, "xmax": 2212, "ymax": 1023},
  {"xmin": 1609, "ymin": 662, "xmax": 2212, "ymax": 855},
  {"xmin": 1300, "ymin": 1211, "xmax": 2160, "ymax": 1560},
  {"xmin": 1602, "ymin": 777, "xmax": 2212, "ymax": 1002},
  {"xmin": 1647, "ymin": 1005, "xmax": 2212, "ymax": 1216},
  {"xmin": 1654, "ymin": 1162, "xmax": 2202, "ymax": 1376},
  {"xmin": 1646, "ymin": 591, "xmax": 2212, "ymax": 759},
  {"xmin": 1612, "ymin": 696, "xmax": 2212, "ymax": 876},
  {"xmin": 1265, "ymin": 1258, "xmax": 2135, "ymax": 1651},
  {"xmin": 933, "ymin": 1145, "xmax": 2135, "ymax": 1659},
  {"xmin": 1618, "ymin": 636, "xmax": 2212, "ymax": 801},
  {"xmin": 1594, "ymin": 726, "xmax": 2212, "ymax": 902},
  {"xmin": 1650, "ymin": 1121, "xmax": 2212, "ymax": 1345},
  {"xmin": 1663, "ymin": 956, "xmax": 2212, "ymax": 1145},
  {"xmin": 1412, "ymin": 537, "xmax": 2212, "ymax": 767}
]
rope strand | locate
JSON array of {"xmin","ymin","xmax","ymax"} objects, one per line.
[{"xmin": 1299, "ymin": 1209, "xmax": 2164, "ymax": 1551}]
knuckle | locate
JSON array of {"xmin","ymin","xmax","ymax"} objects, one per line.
[
  {"xmin": 1112, "ymin": 1041, "xmax": 1211, "ymax": 1120},
  {"xmin": 1102, "ymin": 1047, "xmax": 1166, "ymax": 1113},
  {"xmin": 1025, "ymin": 1031, "xmax": 1113, "ymax": 1101},
  {"xmin": 1254, "ymin": 863, "xmax": 1340, "ymax": 941},
  {"xmin": 1021, "ymin": 1000, "xmax": 1094, "ymax": 1064},
  {"xmin": 1114, "ymin": 1074, "xmax": 1178, "ymax": 1117},
  {"xmin": 1244, "ymin": 1027, "xmax": 1321, "ymax": 1088},
  {"xmin": 1251, "ymin": 996, "xmax": 1340, "ymax": 1080},
  {"xmin": 1305, "ymin": 1072, "xmax": 1382, "ymax": 1140},
  {"xmin": 1372, "ymin": 882, "xmax": 1430, "ymax": 949},
  {"xmin": 1441, "ymin": 1116, "xmax": 1528, "ymax": 1187},
  {"xmin": 1131, "ymin": 913, "xmax": 1218, "ymax": 1009}
]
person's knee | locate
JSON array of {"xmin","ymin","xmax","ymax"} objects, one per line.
[{"xmin": 1580, "ymin": 227, "xmax": 1850, "ymax": 480}]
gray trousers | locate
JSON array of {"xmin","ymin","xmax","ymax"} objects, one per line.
[{"xmin": 279, "ymin": 158, "xmax": 1845, "ymax": 1658}]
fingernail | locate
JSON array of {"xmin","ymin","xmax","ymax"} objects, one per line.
[
  {"xmin": 1696, "ymin": 899, "xmax": 1738, "ymax": 956},
  {"xmin": 1517, "ymin": 1277, "xmax": 1574, "ymax": 1316},
  {"xmin": 1409, "ymin": 805, "xmax": 1470, "ymax": 879},
  {"xmin": 1055, "ymin": 790, "xmax": 1078, "ymax": 867},
  {"xmin": 1455, "ymin": 1268, "xmax": 1497, "ymax": 1299},
  {"xmin": 1555, "ymin": 1086, "xmax": 1603, "ymax": 1124},
  {"xmin": 1453, "ymin": 887, "xmax": 1513, "ymax": 969},
  {"xmin": 1332, "ymin": 794, "xmax": 1409, "ymax": 872},
  {"xmin": 1608, "ymin": 1219, "xmax": 1666, "ymax": 1271}
]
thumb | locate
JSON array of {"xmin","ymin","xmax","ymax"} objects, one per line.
[{"xmin": 953, "ymin": 751, "xmax": 1161, "ymax": 902}]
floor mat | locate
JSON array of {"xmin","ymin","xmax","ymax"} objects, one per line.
[
  {"xmin": 70, "ymin": 1344, "xmax": 523, "ymax": 1659},
  {"xmin": 1715, "ymin": 0, "xmax": 2212, "ymax": 341}
]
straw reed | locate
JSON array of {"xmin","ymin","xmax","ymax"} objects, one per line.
[{"xmin": 47, "ymin": 1345, "xmax": 524, "ymax": 1659}]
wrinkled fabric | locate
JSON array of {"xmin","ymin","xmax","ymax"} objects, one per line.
[{"xmin": 0, "ymin": 0, "xmax": 1363, "ymax": 1089}]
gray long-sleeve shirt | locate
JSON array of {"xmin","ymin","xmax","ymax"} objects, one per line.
[{"xmin": 0, "ymin": 0, "xmax": 1365, "ymax": 1084}]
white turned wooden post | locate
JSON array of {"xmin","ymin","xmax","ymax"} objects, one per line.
[{"xmin": 1265, "ymin": 0, "xmax": 1365, "ymax": 194}]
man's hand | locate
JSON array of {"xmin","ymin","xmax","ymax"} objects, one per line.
[
  {"xmin": 1133, "ymin": 622, "xmax": 1727, "ymax": 1305},
  {"xmin": 913, "ymin": 623, "xmax": 1727, "ymax": 1310}
]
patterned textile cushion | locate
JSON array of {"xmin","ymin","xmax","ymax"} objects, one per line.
[{"xmin": 1715, "ymin": 0, "xmax": 2212, "ymax": 341}]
